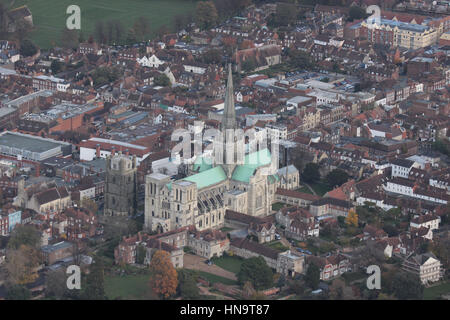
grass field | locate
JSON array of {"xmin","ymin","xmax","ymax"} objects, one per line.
[
  {"xmin": 196, "ymin": 271, "xmax": 239, "ymax": 286},
  {"xmin": 105, "ymin": 273, "xmax": 154, "ymax": 300},
  {"xmin": 266, "ymin": 241, "xmax": 289, "ymax": 252},
  {"xmin": 296, "ymin": 186, "xmax": 313, "ymax": 194},
  {"xmin": 211, "ymin": 255, "xmax": 244, "ymax": 274},
  {"xmin": 10, "ymin": 0, "xmax": 197, "ymax": 49},
  {"xmin": 272, "ymin": 202, "xmax": 286, "ymax": 211},
  {"xmin": 423, "ymin": 281, "xmax": 450, "ymax": 300},
  {"xmin": 309, "ymin": 181, "xmax": 332, "ymax": 196}
]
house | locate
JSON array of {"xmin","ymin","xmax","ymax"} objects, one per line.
[
  {"xmin": 363, "ymin": 224, "xmax": 388, "ymax": 241},
  {"xmin": 309, "ymin": 197, "xmax": 354, "ymax": 217},
  {"xmin": 410, "ymin": 214, "xmax": 440, "ymax": 233},
  {"xmin": 63, "ymin": 207, "xmax": 98, "ymax": 241},
  {"xmin": 402, "ymin": 252, "xmax": 443, "ymax": 285},
  {"xmin": 187, "ymin": 229, "xmax": 230, "ymax": 259},
  {"xmin": 224, "ymin": 210, "xmax": 276, "ymax": 244},
  {"xmin": 307, "ymin": 254, "xmax": 351, "ymax": 281},
  {"xmin": 276, "ymin": 206, "xmax": 319, "ymax": 241}
]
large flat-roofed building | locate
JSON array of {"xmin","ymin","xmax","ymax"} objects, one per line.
[
  {"xmin": 360, "ymin": 19, "xmax": 438, "ymax": 50},
  {"xmin": 0, "ymin": 131, "xmax": 72, "ymax": 161},
  {"xmin": 79, "ymin": 137, "xmax": 151, "ymax": 165}
]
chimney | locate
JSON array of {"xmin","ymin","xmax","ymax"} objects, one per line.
[
  {"xmin": 125, "ymin": 149, "xmax": 129, "ymax": 156},
  {"xmin": 96, "ymin": 144, "xmax": 101, "ymax": 158},
  {"xmin": 111, "ymin": 146, "xmax": 116, "ymax": 156}
]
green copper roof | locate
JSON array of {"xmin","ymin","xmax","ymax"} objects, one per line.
[
  {"xmin": 232, "ymin": 148, "xmax": 272, "ymax": 183},
  {"xmin": 193, "ymin": 156, "xmax": 213, "ymax": 173},
  {"xmin": 183, "ymin": 166, "xmax": 227, "ymax": 190},
  {"xmin": 166, "ymin": 182, "xmax": 172, "ymax": 191}
]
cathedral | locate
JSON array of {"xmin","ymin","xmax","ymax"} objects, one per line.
[{"xmin": 144, "ymin": 65, "xmax": 299, "ymax": 233}]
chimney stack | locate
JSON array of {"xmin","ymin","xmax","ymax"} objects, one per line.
[
  {"xmin": 96, "ymin": 144, "xmax": 101, "ymax": 158},
  {"xmin": 111, "ymin": 146, "xmax": 116, "ymax": 156}
]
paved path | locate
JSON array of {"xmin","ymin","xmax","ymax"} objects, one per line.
[{"xmin": 183, "ymin": 254, "xmax": 237, "ymax": 281}]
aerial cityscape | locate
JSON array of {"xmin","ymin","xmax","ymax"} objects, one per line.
[{"xmin": 0, "ymin": 0, "xmax": 449, "ymax": 303}]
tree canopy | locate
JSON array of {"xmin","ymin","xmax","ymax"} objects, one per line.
[
  {"xmin": 149, "ymin": 250, "xmax": 178, "ymax": 299},
  {"xmin": 301, "ymin": 163, "xmax": 321, "ymax": 184},
  {"xmin": 237, "ymin": 256, "xmax": 273, "ymax": 290},
  {"xmin": 305, "ymin": 263, "xmax": 320, "ymax": 290},
  {"xmin": 195, "ymin": 1, "xmax": 218, "ymax": 30},
  {"xmin": 325, "ymin": 169, "xmax": 349, "ymax": 188}
]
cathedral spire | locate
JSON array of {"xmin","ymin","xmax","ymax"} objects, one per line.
[{"xmin": 221, "ymin": 63, "xmax": 236, "ymax": 131}]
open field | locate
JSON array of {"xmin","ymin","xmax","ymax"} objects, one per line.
[
  {"xmin": 309, "ymin": 181, "xmax": 332, "ymax": 196},
  {"xmin": 10, "ymin": 0, "xmax": 197, "ymax": 49},
  {"xmin": 105, "ymin": 273, "xmax": 154, "ymax": 300},
  {"xmin": 211, "ymin": 255, "xmax": 244, "ymax": 274},
  {"xmin": 423, "ymin": 281, "xmax": 450, "ymax": 300},
  {"xmin": 196, "ymin": 271, "xmax": 239, "ymax": 286}
]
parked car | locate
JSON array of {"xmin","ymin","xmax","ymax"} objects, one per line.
[
  {"xmin": 275, "ymin": 234, "xmax": 281, "ymax": 240},
  {"xmin": 205, "ymin": 260, "xmax": 212, "ymax": 266}
]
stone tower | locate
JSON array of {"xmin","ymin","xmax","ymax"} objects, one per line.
[
  {"xmin": 221, "ymin": 63, "xmax": 238, "ymax": 178},
  {"xmin": 104, "ymin": 153, "xmax": 138, "ymax": 216}
]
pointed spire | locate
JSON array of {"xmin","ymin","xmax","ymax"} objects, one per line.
[{"xmin": 222, "ymin": 63, "xmax": 236, "ymax": 131}]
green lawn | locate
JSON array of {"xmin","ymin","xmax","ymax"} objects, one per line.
[
  {"xmin": 211, "ymin": 255, "xmax": 244, "ymax": 274},
  {"xmin": 11, "ymin": 0, "xmax": 197, "ymax": 49},
  {"xmin": 266, "ymin": 241, "xmax": 289, "ymax": 252},
  {"xmin": 296, "ymin": 186, "xmax": 313, "ymax": 194},
  {"xmin": 105, "ymin": 273, "xmax": 154, "ymax": 300},
  {"xmin": 423, "ymin": 281, "xmax": 450, "ymax": 300},
  {"xmin": 272, "ymin": 202, "xmax": 286, "ymax": 211},
  {"xmin": 196, "ymin": 271, "xmax": 238, "ymax": 286},
  {"xmin": 309, "ymin": 181, "xmax": 332, "ymax": 196}
]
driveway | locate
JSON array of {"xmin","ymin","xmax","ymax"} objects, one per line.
[{"xmin": 183, "ymin": 254, "xmax": 237, "ymax": 281}]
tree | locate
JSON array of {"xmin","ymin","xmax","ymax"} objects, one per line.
[
  {"xmin": 301, "ymin": 163, "xmax": 320, "ymax": 183},
  {"xmin": 288, "ymin": 49, "xmax": 314, "ymax": 70},
  {"xmin": 242, "ymin": 281, "xmax": 256, "ymax": 299},
  {"xmin": 177, "ymin": 269, "xmax": 200, "ymax": 299},
  {"xmin": 80, "ymin": 198, "xmax": 98, "ymax": 214},
  {"xmin": 8, "ymin": 225, "xmax": 41, "ymax": 250},
  {"xmin": 125, "ymin": 27, "xmax": 137, "ymax": 44},
  {"xmin": 241, "ymin": 57, "xmax": 257, "ymax": 73},
  {"xmin": 325, "ymin": 169, "xmax": 349, "ymax": 188},
  {"xmin": 348, "ymin": 6, "xmax": 367, "ymax": 22},
  {"xmin": 60, "ymin": 28, "xmax": 79, "ymax": 49},
  {"xmin": 136, "ymin": 245, "xmax": 147, "ymax": 265},
  {"xmin": 5, "ymin": 284, "xmax": 31, "ymax": 300},
  {"xmin": 154, "ymin": 73, "xmax": 171, "ymax": 87},
  {"xmin": 238, "ymin": 256, "xmax": 273, "ymax": 290},
  {"xmin": 82, "ymin": 261, "xmax": 106, "ymax": 300},
  {"xmin": 133, "ymin": 16, "xmax": 150, "ymax": 41},
  {"xmin": 94, "ymin": 21, "xmax": 106, "ymax": 44},
  {"xmin": 19, "ymin": 39, "xmax": 38, "ymax": 57},
  {"xmin": 149, "ymin": 250, "xmax": 178, "ymax": 299},
  {"xmin": 51, "ymin": 60, "xmax": 63, "ymax": 74},
  {"xmin": 5, "ymin": 245, "xmax": 41, "ymax": 285},
  {"xmin": 200, "ymin": 49, "xmax": 222, "ymax": 64},
  {"xmin": 392, "ymin": 272, "xmax": 423, "ymax": 300},
  {"xmin": 45, "ymin": 269, "xmax": 70, "ymax": 299},
  {"xmin": 305, "ymin": 263, "xmax": 320, "ymax": 290},
  {"xmin": 14, "ymin": 19, "xmax": 32, "ymax": 42},
  {"xmin": 345, "ymin": 209, "xmax": 358, "ymax": 227},
  {"xmin": 195, "ymin": 1, "xmax": 218, "ymax": 30}
]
